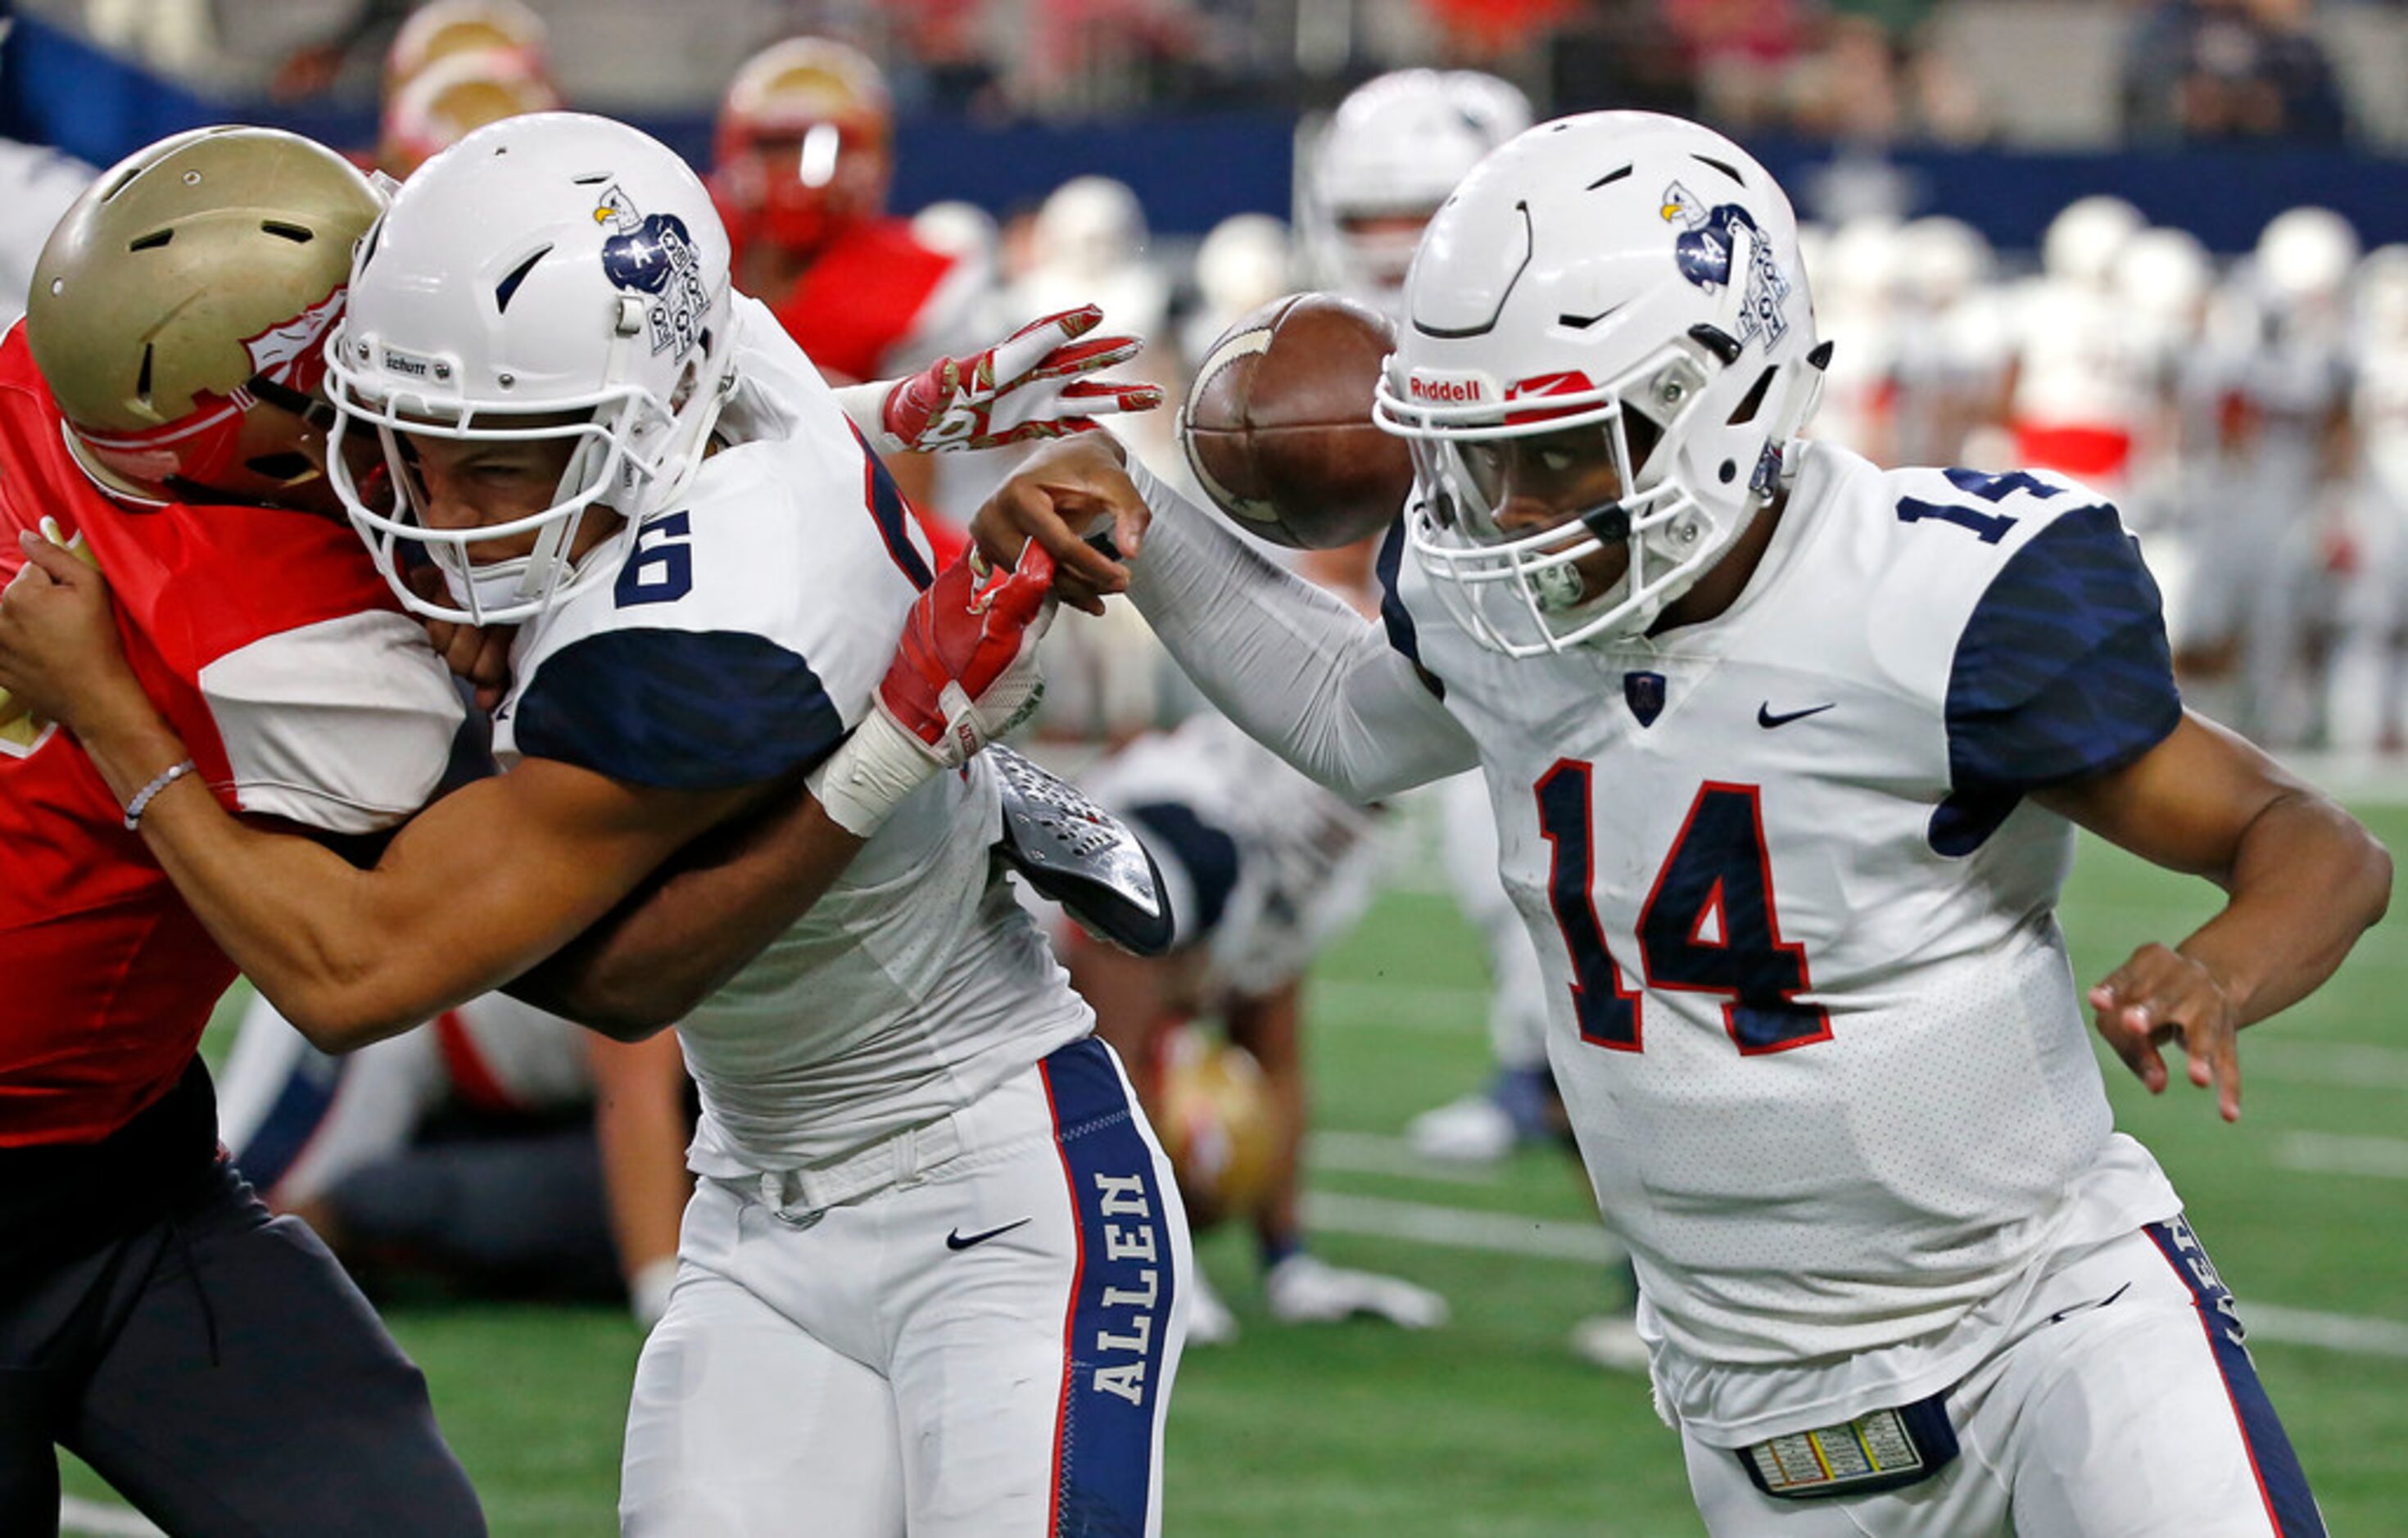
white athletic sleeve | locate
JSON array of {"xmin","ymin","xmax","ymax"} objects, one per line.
[
  {"xmin": 199, "ymin": 610, "xmax": 465, "ymax": 835},
  {"xmin": 1120, "ymin": 459, "xmax": 1478, "ymax": 802}
]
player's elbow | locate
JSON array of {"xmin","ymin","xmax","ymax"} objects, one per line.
[
  {"xmin": 2348, "ymin": 826, "xmax": 2392, "ymax": 931},
  {"xmin": 277, "ymin": 990, "xmax": 422, "ymax": 1055}
]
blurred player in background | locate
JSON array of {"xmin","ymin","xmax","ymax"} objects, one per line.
[
  {"xmin": 1300, "ymin": 69, "xmax": 1566, "ymax": 1174},
  {"xmin": 2329, "ymin": 243, "xmax": 2408, "ymax": 750},
  {"xmin": 0, "ymin": 125, "xmax": 482, "ymax": 1537},
  {"xmin": 2185, "ymin": 206, "xmax": 2361, "ymax": 747},
  {"xmin": 220, "ymin": 986, "xmax": 691, "ymax": 1328},
  {"xmin": 377, "ymin": 45, "xmax": 559, "ymax": 179},
  {"xmin": 1070, "ymin": 660, "xmax": 1447, "ymax": 1342},
  {"xmin": 982, "ymin": 110, "xmax": 2388, "ymax": 1535},
  {"xmin": 0, "ymin": 112, "xmax": 1188, "ymax": 1538}
]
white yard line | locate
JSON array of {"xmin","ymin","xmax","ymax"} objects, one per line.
[
  {"xmin": 1305, "ymin": 1192, "xmax": 1625, "ymax": 1265},
  {"xmin": 1303, "ymin": 1191, "xmax": 2408, "ymax": 1359},
  {"xmin": 57, "ymin": 1498, "xmax": 164, "ymax": 1537},
  {"xmin": 2276, "ymin": 1132, "xmax": 2408, "ymax": 1181},
  {"xmin": 1310, "ymin": 1130, "xmax": 1505, "ymax": 1186}
]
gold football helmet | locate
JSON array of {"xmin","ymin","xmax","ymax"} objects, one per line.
[{"xmin": 28, "ymin": 126, "xmax": 381, "ymax": 511}]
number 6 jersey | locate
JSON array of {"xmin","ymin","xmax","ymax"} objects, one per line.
[
  {"xmin": 490, "ymin": 297, "xmax": 1089, "ymax": 1178},
  {"xmin": 1387, "ymin": 437, "xmax": 2188, "ymax": 1445}
]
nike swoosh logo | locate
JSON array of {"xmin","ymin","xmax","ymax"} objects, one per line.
[
  {"xmin": 2046, "ymin": 1282, "xmax": 2132, "ymax": 1326},
  {"xmin": 946, "ymin": 1218, "xmax": 1033, "ymax": 1251},
  {"xmin": 1757, "ymin": 702, "xmax": 1835, "ymax": 729}
]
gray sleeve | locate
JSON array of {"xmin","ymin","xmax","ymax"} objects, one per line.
[{"xmin": 1121, "ymin": 460, "xmax": 1479, "ymax": 802}]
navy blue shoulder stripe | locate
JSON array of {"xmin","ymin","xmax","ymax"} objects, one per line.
[
  {"xmin": 514, "ymin": 629, "xmax": 846, "ymax": 790},
  {"xmin": 1932, "ymin": 503, "xmax": 2181, "ymax": 855},
  {"xmin": 849, "ymin": 424, "xmax": 934, "ymax": 591},
  {"xmin": 1374, "ymin": 516, "xmax": 1443, "ymax": 698}
]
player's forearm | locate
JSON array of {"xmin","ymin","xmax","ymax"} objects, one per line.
[
  {"xmin": 588, "ymin": 1033, "xmax": 691, "ymax": 1322},
  {"xmin": 2179, "ymin": 789, "xmax": 2392, "ymax": 1029},
  {"xmin": 66, "ymin": 703, "xmax": 434, "ymax": 1047},
  {"xmin": 1120, "ymin": 461, "xmax": 1478, "ymax": 801},
  {"xmin": 511, "ymin": 788, "xmax": 863, "ymax": 1038}
]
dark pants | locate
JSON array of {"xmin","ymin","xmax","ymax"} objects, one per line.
[{"xmin": 0, "ymin": 1061, "xmax": 484, "ymax": 1536}]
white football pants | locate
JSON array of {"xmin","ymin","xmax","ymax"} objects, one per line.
[
  {"xmin": 1679, "ymin": 1218, "xmax": 2323, "ymax": 1536},
  {"xmin": 620, "ymin": 1037, "xmax": 1189, "ymax": 1537}
]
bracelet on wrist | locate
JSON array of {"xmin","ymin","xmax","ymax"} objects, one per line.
[{"xmin": 123, "ymin": 758, "xmax": 196, "ymax": 832}]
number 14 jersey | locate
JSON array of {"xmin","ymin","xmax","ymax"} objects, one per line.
[{"xmin": 1387, "ymin": 438, "xmax": 2187, "ymax": 1445}]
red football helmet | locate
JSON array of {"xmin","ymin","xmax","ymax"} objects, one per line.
[{"xmin": 712, "ymin": 37, "xmax": 893, "ymax": 259}]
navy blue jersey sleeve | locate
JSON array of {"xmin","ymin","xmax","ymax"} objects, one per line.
[
  {"xmin": 513, "ymin": 629, "xmax": 844, "ymax": 791},
  {"xmin": 1932, "ymin": 504, "xmax": 2180, "ymax": 854}
]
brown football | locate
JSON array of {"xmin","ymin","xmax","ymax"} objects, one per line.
[{"xmin": 1177, "ymin": 292, "xmax": 1414, "ymax": 550}]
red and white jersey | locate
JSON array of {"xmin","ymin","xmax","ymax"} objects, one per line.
[
  {"xmin": 0, "ymin": 324, "xmax": 461, "ymax": 1147},
  {"xmin": 767, "ymin": 216, "xmax": 975, "ymax": 384},
  {"xmin": 1387, "ymin": 439, "xmax": 2186, "ymax": 1443}
]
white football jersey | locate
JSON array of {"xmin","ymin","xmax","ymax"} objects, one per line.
[
  {"xmin": 1084, "ymin": 711, "xmax": 1386, "ymax": 997},
  {"xmin": 492, "ymin": 297, "xmax": 1089, "ymax": 1174},
  {"xmin": 1388, "ymin": 438, "xmax": 2185, "ymax": 1443}
]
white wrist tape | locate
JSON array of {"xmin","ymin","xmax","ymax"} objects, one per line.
[{"xmin": 808, "ymin": 710, "xmax": 940, "ymax": 839}]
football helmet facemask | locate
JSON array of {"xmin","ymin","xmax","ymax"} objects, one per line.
[
  {"xmin": 1374, "ymin": 111, "xmax": 1827, "ymax": 656},
  {"xmin": 29, "ymin": 126, "xmax": 382, "ymax": 513},
  {"xmin": 326, "ymin": 112, "xmax": 736, "ymax": 626}
]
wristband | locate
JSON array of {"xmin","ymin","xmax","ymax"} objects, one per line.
[
  {"xmin": 629, "ymin": 1255, "xmax": 680, "ymax": 1332},
  {"xmin": 123, "ymin": 758, "xmax": 196, "ymax": 831},
  {"xmin": 808, "ymin": 712, "xmax": 940, "ymax": 839}
]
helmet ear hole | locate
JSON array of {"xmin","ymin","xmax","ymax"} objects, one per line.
[{"xmin": 1622, "ymin": 410, "xmax": 1663, "ymax": 474}]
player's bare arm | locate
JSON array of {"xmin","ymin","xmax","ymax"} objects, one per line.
[
  {"xmin": 2, "ymin": 527, "xmax": 1052, "ymax": 1045},
  {"xmin": 973, "ymin": 437, "xmax": 1478, "ymax": 802},
  {"xmin": 2035, "ymin": 710, "xmax": 2392, "ymax": 1120},
  {"xmin": 509, "ymin": 780, "xmax": 861, "ymax": 1038},
  {"xmin": 0, "ymin": 533, "xmax": 769, "ymax": 1042}
]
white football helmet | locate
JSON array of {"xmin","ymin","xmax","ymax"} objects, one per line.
[
  {"xmin": 2256, "ymin": 206, "xmax": 2360, "ymax": 311},
  {"xmin": 2041, "ymin": 195, "xmax": 2143, "ymax": 290},
  {"xmin": 2356, "ymin": 245, "xmax": 2408, "ymax": 354},
  {"xmin": 327, "ymin": 112, "xmax": 736, "ymax": 626},
  {"xmin": 1375, "ymin": 112, "xmax": 1826, "ymax": 656},
  {"xmin": 1307, "ymin": 69, "xmax": 1532, "ymax": 299}
]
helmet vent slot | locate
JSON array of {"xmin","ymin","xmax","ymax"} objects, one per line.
[
  {"xmin": 136, "ymin": 345, "xmax": 155, "ymax": 406},
  {"xmin": 572, "ymin": 174, "xmax": 611, "ymax": 186},
  {"xmin": 494, "ymin": 245, "xmax": 554, "ymax": 314},
  {"xmin": 1691, "ymin": 153, "xmax": 1745, "ymax": 188},
  {"xmin": 127, "ymin": 229, "xmax": 174, "ymax": 253},
  {"xmin": 1586, "ymin": 165, "xmax": 1633, "ymax": 192},
  {"xmin": 1726, "ymin": 366, "xmax": 1777, "ymax": 427},
  {"xmin": 260, "ymin": 221, "xmax": 314, "ymax": 244},
  {"xmin": 245, "ymin": 453, "xmax": 311, "ymax": 481}
]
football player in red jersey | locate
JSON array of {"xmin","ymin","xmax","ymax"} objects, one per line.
[
  {"xmin": 0, "ymin": 126, "xmax": 487, "ymax": 1536},
  {"xmin": 711, "ymin": 36, "xmax": 980, "ymax": 517}
]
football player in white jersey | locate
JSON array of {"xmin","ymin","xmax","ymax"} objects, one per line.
[
  {"xmin": 0, "ymin": 114, "xmax": 1188, "ymax": 1538},
  {"xmin": 975, "ymin": 111, "xmax": 2388, "ymax": 1536}
]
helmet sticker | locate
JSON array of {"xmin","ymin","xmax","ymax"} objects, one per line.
[
  {"xmin": 242, "ymin": 290, "xmax": 347, "ymax": 383},
  {"xmin": 1661, "ymin": 181, "xmax": 1791, "ymax": 348},
  {"xmin": 595, "ymin": 183, "xmax": 707, "ymax": 360}
]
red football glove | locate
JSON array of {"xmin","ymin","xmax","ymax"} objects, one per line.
[
  {"xmin": 880, "ymin": 540, "xmax": 1058, "ymax": 762},
  {"xmin": 873, "ymin": 307, "xmax": 1163, "ymax": 454},
  {"xmin": 811, "ymin": 542, "xmax": 1059, "ymax": 838}
]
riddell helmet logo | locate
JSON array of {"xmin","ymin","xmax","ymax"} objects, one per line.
[{"xmin": 1408, "ymin": 372, "xmax": 1491, "ymax": 404}]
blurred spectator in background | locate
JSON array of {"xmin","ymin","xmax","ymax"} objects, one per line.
[
  {"xmin": 1546, "ymin": 1, "xmax": 1701, "ymax": 115},
  {"xmin": 2122, "ymin": 0, "xmax": 2351, "ymax": 144}
]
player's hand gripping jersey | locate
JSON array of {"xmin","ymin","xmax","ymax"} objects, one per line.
[
  {"xmin": 0, "ymin": 324, "xmax": 459, "ymax": 1146},
  {"xmin": 1388, "ymin": 440, "xmax": 2187, "ymax": 1441},
  {"xmin": 490, "ymin": 297, "xmax": 1089, "ymax": 1174}
]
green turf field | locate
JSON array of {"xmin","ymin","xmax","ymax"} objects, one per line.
[{"xmin": 62, "ymin": 810, "xmax": 2408, "ymax": 1535}]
